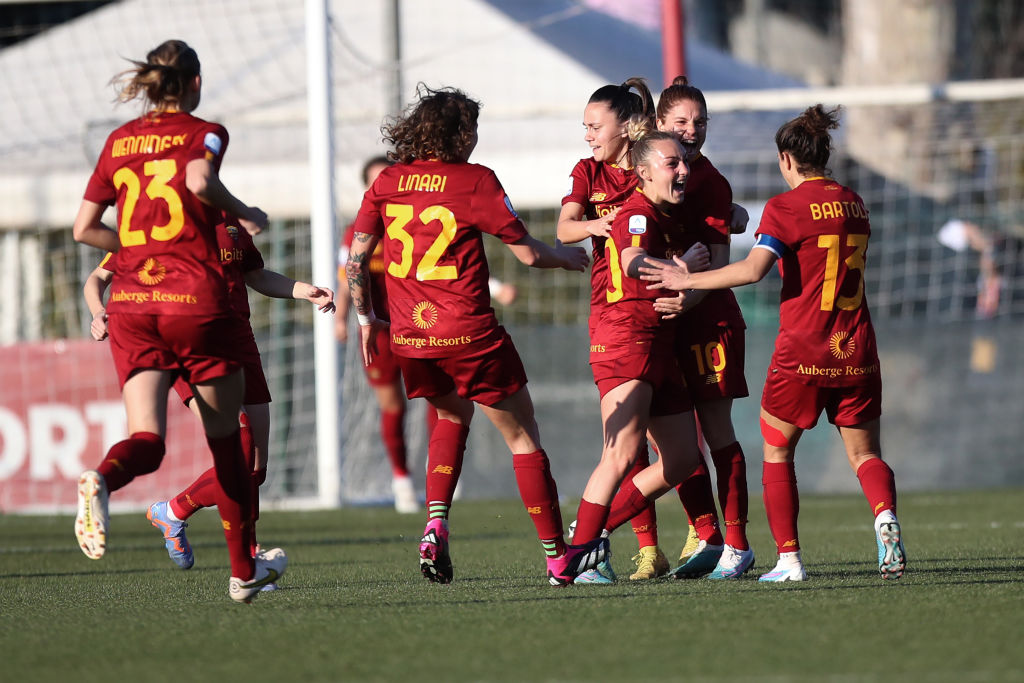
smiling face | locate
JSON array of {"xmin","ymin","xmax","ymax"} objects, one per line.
[
  {"xmin": 657, "ymin": 98, "xmax": 708, "ymax": 163},
  {"xmin": 637, "ymin": 138, "xmax": 689, "ymax": 206},
  {"xmin": 583, "ymin": 101, "xmax": 629, "ymax": 165}
]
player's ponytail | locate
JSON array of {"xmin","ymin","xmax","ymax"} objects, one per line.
[
  {"xmin": 776, "ymin": 104, "xmax": 841, "ymax": 176},
  {"xmin": 113, "ymin": 40, "xmax": 201, "ymax": 112},
  {"xmin": 588, "ymin": 77, "xmax": 656, "ymax": 126}
]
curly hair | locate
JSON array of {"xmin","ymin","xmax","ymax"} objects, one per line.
[
  {"xmin": 775, "ymin": 104, "xmax": 842, "ymax": 176},
  {"xmin": 112, "ymin": 39, "xmax": 201, "ymax": 112},
  {"xmin": 382, "ymin": 85, "xmax": 480, "ymax": 163}
]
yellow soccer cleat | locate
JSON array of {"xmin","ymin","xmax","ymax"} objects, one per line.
[
  {"xmin": 678, "ymin": 524, "xmax": 700, "ymax": 561},
  {"xmin": 629, "ymin": 545, "xmax": 670, "ymax": 580}
]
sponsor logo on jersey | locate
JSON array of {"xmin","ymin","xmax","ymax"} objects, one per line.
[
  {"xmin": 203, "ymin": 132, "xmax": 223, "ymax": 156},
  {"xmin": 589, "ymin": 192, "xmax": 607, "ymax": 202},
  {"xmin": 503, "ymin": 195, "xmax": 518, "ymax": 218},
  {"xmin": 628, "ymin": 215, "xmax": 647, "ymax": 234},
  {"xmin": 829, "ymin": 331, "xmax": 855, "ymax": 359},
  {"xmin": 412, "ymin": 301, "xmax": 439, "ymax": 329},
  {"xmin": 138, "ymin": 258, "xmax": 167, "ymax": 286}
]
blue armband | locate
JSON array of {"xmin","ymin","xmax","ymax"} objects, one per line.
[{"xmin": 753, "ymin": 233, "xmax": 786, "ymax": 259}]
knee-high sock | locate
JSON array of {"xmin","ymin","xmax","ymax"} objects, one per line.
[
  {"xmin": 762, "ymin": 461, "xmax": 800, "ymax": 555},
  {"xmin": 606, "ymin": 476, "xmax": 652, "ymax": 538},
  {"xmin": 571, "ymin": 499, "xmax": 610, "ymax": 545},
  {"xmin": 855, "ymin": 457, "xmax": 897, "ymax": 518},
  {"xmin": 676, "ymin": 459, "xmax": 723, "ymax": 545},
  {"xmin": 512, "ymin": 450, "xmax": 565, "ymax": 557},
  {"xmin": 96, "ymin": 432, "xmax": 165, "ymax": 492},
  {"xmin": 425, "ymin": 419, "xmax": 469, "ymax": 520},
  {"xmin": 619, "ymin": 446, "xmax": 658, "ymax": 547},
  {"xmin": 711, "ymin": 442, "xmax": 749, "ymax": 550},
  {"xmin": 206, "ymin": 430, "xmax": 254, "ymax": 580},
  {"xmin": 380, "ymin": 409, "xmax": 410, "ymax": 478}
]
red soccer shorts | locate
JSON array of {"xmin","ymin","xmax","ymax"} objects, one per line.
[
  {"xmin": 107, "ymin": 312, "xmax": 240, "ymax": 389},
  {"xmin": 170, "ymin": 317, "xmax": 271, "ymax": 405},
  {"xmin": 676, "ymin": 322, "xmax": 749, "ymax": 403},
  {"xmin": 396, "ymin": 330, "xmax": 527, "ymax": 407},
  {"xmin": 591, "ymin": 345, "xmax": 692, "ymax": 416},
  {"xmin": 363, "ymin": 333, "xmax": 402, "ymax": 387},
  {"xmin": 760, "ymin": 369, "xmax": 882, "ymax": 430}
]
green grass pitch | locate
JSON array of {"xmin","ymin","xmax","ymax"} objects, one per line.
[{"xmin": 2, "ymin": 489, "xmax": 1022, "ymax": 682}]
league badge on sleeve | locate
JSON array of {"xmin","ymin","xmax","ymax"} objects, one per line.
[
  {"xmin": 628, "ymin": 215, "xmax": 647, "ymax": 235},
  {"xmin": 203, "ymin": 132, "xmax": 223, "ymax": 157},
  {"xmin": 565, "ymin": 176, "xmax": 575, "ymax": 198}
]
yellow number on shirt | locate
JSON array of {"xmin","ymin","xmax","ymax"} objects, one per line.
[
  {"xmin": 817, "ymin": 233, "xmax": 867, "ymax": 311},
  {"xmin": 384, "ymin": 203, "xmax": 459, "ymax": 281},
  {"xmin": 112, "ymin": 160, "xmax": 185, "ymax": 247}
]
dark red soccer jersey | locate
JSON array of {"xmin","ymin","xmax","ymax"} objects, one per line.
[
  {"xmin": 217, "ymin": 214, "xmax": 264, "ymax": 319},
  {"xmin": 755, "ymin": 178, "xmax": 880, "ymax": 386},
  {"xmin": 590, "ymin": 189, "xmax": 679, "ymax": 363},
  {"xmin": 675, "ymin": 155, "xmax": 745, "ymax": 330},
  {"xmin": 340, "ymin": 221, "xmax": 389, "ymax": 318},
  {"xmin": 562, "ymin": 158, "xmax": 638, "ymax": 311},
  {"xmin": 84, "ymin": 112, "xmax": 231, "ymax": 316},
  {"xmin": 351, "ymin": 159, "xmax": 528, "ymax": 358}
]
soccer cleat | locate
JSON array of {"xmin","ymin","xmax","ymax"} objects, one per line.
[
  {"xmin": 547, "ymin": 537, "xmax": 610, "ymax": 587},
  {"xmin": 74, "ymin": 470, "xmax": 108, "ymax": 560},
  {"xmin": 574, "ymin": 558, "xmax": 617, "ymax": 584},
  {"xmin": 629, "ymin": 545, "xmax": 670, "ymax": 580},
  {"xmin": 392, "ymin": 475, "xmax": 420, "ymax": 514},
  {"xmin": 419, "ymin": 518, "xmax": 453, "ymax": 584},
  {"xmin": 146, "ymin": 501, "xmax": 194, "ymax": 570},
  {"xmin": 229, "ymin": 547, "xmax": 288, "ymax": 603},
  {"xmin": 678, "ymin": 524, "xmax": 700, "ymax": 561},
  {"xmin": 876, "ymin": 521, "xmax": 906, "ymax": 580},
  {"xmin": 670, "ymin": 540, "xmax": 723, "ymax": 579},
  {"xmin": 708, "ymin": 545, "xmax": 756, "ymax": 580},
  {"xmin": 758, "ymin": 551, "xmax": 807, "ymax": 582}
]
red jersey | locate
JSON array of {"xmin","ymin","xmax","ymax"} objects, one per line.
[
  {"xmin": 590, "ymin": 189, "xmax": 680, "ymax": 363},
  {"xmin": 217, "ymin": 215, "xmax": 264, "ymax": 319},
  {"xmin": 339, "ymin": 222, "xmax": 390, "ymax": 318},
  {"xmin": 351, "ymin": 159, "xmax": 528, "ymax": 358},
  {"xmin": 562, "ymin": 159, "xmax": 637, "ymax": 311},
  {"xmin": 676, "ymin": 155, "xmax": 745, "ymax": 330},
  {"xmin": 755, "ymin": 178, "xmax": 879, "ymax": 387},
  {"xmin": 84, "ymin": 112, "xmax": 231, "ymax": 317}
]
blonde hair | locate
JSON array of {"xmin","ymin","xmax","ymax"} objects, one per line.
[
  {"xmin": 627, "ymin": 117, "xmax": 678, "ymax": 174},
  {"xmin": 112, "ymin": 39, "xmax": 200, "ymax": 112}
]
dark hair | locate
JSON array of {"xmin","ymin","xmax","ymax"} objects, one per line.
[
  {"xmin": 113, "ymin": 39, "xmax": 201, "ymax": 111},
  {"xmin": 775, "ymin": 104, "xmax": 841, "ymax": 175},
  {"xmin": 382, "ymin": 84, "xmax": 480, "ymax": 164},
  {"xmin": 588, "ymin": 77, "xmax": 655, "ymax": 125},
  {"xmin": 361, "ymin": 155, "xmax": 392, "ymax": 185},
  {"xmin": 656, "ymin": 75, "xmax": 707, "ymax": 122}
]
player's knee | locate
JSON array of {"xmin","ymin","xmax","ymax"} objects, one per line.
[{"xmin": 760, "ymin": 416, "xmax": 791, "ymax": 449}]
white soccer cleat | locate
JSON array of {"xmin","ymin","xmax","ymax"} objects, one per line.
[
  {"xmin": 708, "ymin": 544, "xmax": 756, "ymax": 580},
  {"xmin": 392, "ymin": 475, "xmax": 420, "ymax": 514},
  {"xmin": 75, "ymin": 470, "xmax": 108, "ymax": 560},
  {"xmin": 229, "ymin": 547, "xmax": 288, "ymax": 603},
  {"xmin": 758, "ymin": 551, "xmax": 806, "ymax": 582}
]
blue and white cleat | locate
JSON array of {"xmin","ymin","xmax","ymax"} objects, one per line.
[
  {"xmin": 574, "ymin": 558, "xmax": 617, "ymax": 584},
  {"xmin": 670, "ymin": 540, "xmax": 723, "ymax": 579},
  {"xmin": 758, "ymin": 551, "xmax": 806, "ymax": 582},
  {"xmin": 146, "ymin": 501, "xmax": 194, "ymax": 570},
  {"xmin": 876, "ymin": 521, "xmax": 906, "ymax": 580},
  {"xmin": 708, "ymin": 544, "xmax": 755, "ymax": 580}
]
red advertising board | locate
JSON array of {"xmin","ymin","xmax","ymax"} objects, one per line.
[{"xmin": 0, "ymin": 339, "xmax": 210, "ymax": 513}]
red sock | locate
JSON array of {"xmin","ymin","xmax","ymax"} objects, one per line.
[
  {"xmin": 606, "ymin": 476, "xmax": 653, "ymax": 539},
  {"xmin": 626, "ymin": 446, "xmax": 659, "ymax": 547},
  {"xmin": 571, "ymin": 499, "xmax": 610, "ymax": 545},
  {"xmin": 380, "ymin": 409, "xmax": 410, "ymax": 477},
  {"xmin": 856, "ymin": 458, "xmax": 897, "ymax": 517},
  {"xmin": 676, "ymin": 459, "xmax": 723, "ymax": 545},
  {"xmin": 425, "ymin": 419, "xmax": 469, "ymax": 517},
  {"xmin": 206, "ymin": 430, "xmax": 254, "ymax": 581},
  {"xmin": 711, "ymin": 442, "xmax": 749, "ymax": 550},
  {"xmin": 96, "ymin": 432, "xmax": 165, "ymax": 492},
  {"xmin": 170, "ymin": 467, "xmax": 218, "ymax": 520},
  {"xmin": 512, "ymin": 450, "xmax": 566, "ymax": 556},
  {"xmin": 762, "ymin": 460, "xmax": 800, "ymax": 554}
]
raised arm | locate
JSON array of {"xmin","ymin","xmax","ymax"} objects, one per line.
[{"xmin": 185, "ymin": 158, "xmax": 268, "ymax": 236}]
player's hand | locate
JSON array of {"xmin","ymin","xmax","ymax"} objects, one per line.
[
  {"xmin": 334, "ymin": 315, "xmax": 349, "ymax": 343},
  {"xmin": 493, "ymin": 282, "xmax": 518, "ymax": 306},
  {"xmin": 239, "ymin": 207, "xmax": 269, "ymax": 236},
  {"xmin": 90, "ymin": 309, "xmax": 108, "ymax": 341},
  {"xmin": 587, "ymin": 208, "xmax": 618, "ymax": 238},
  {"xmin": 304, "ymin": 285, "xmax": 336, "ymax": 313},
  {"xmin": 680, "ymin": 242, "xmax": 710, "ymax": 272},
  {"xmin": 654, "ymin": 293, "xmax": 685, "ymax": 319},
  {"xmin": 639, "ymin": 256, "xmax": 691, "ymax": 291},
  {"xmin": 555, "ymin": 240, "xmax": 589, "ymax": 272},
  {"xmin": 359, "ymin": 318, "xmax": 389, "ymax": 367},
  {"xmin": 729, "ymin": 202, "xmax": 749, "ymax": 235}
]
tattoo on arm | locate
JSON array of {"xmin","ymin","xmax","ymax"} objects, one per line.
[{"xmin": 345, "ymin": 252, "xmax": 372, "ymax": 315}]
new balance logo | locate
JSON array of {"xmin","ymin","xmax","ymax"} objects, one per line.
[{"xmin": 431, "ymin": 465, "xmax": 454, "ymax": 475}]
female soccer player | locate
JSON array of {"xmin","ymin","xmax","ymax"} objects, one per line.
[
  {"xmin": 641, "ymin": 105, "xmax": 906, "ymax": 582},
  {"xmin": 84, "ymin": 215, "xmax": 335, "ymax": 574},
  {"xmin": 71, "ymin": 39, "xmax": 286, "ymax": 602},
  {"xmin": 556, "ymin": 78, "xmax": 672, "ymax": 581},
  {"xmin": 569, "ymin": 124, "xmax": 710, "ymax": 566},
  {"xmin": 347, "ymin": 85, "xmax": 608, "ymax": 587},
  {"xmin": 654, "ymin": 77, "xmax": 754, "ymax": 580}
]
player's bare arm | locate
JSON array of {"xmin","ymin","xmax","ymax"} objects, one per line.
[
  {"xmin": 729, "ymin": 202, "xmax": 749, "ymax": 234},
  {"xmin": 243, "ymin": 269, "xmax": 336, "ymax": 313},
  {"xmin": 72, "ymin": 201, "xmax": 120, "ymax": 253},
  {"xmin": 345, "ymin": 231, "xmax": 386, "ymax": 366},
  {"xmin": 507, "ymin": 234, "xmax": 589, "ymax": 272},
  {"xmin": 184, "ymin": 157, "xmax": 268, "ymax": 235},
  {"xmin": 556, "ymin": 202, "xmax": 617, "ymax": 243}
]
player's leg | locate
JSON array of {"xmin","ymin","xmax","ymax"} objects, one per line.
[
  {"xmin": 374, "ymin": 379, "xmax": 419, "ymax": 513},
  {"xmin": 757, "ymin": 408, "xmax": 807, "ymax": 582}
]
